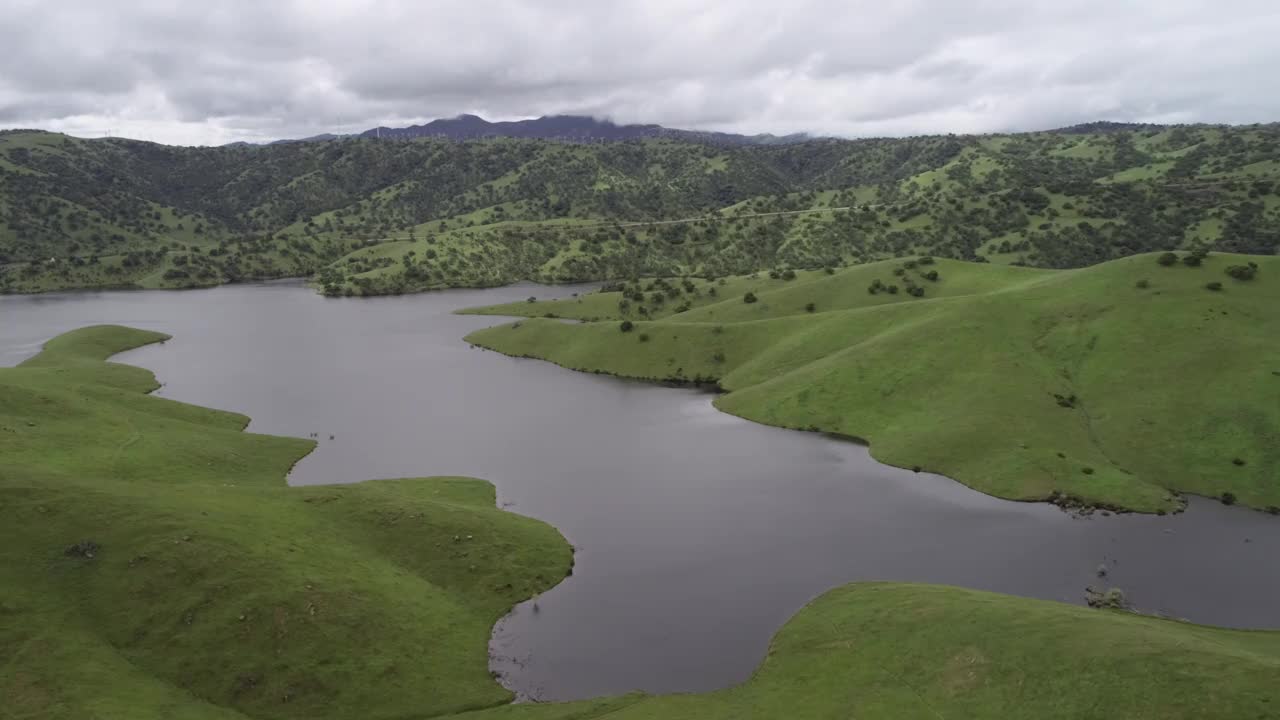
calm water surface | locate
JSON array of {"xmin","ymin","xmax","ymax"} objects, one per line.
[{"xmin": 3, "ymin": 282, "xmax": 1279, "ymax": 701}]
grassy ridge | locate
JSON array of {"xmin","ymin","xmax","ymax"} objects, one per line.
[
  {"xmin": 465, "ymin": 252, "xmax": 1280, "ymax": 511},
  {"xmin": 461, "ymin": 259, "xmax": 1055, "ymax": 322},
  {"xmin": 0, "ymin": 326, "xmax": 572, "ymax": 720}
]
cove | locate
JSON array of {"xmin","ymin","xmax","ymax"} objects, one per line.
[{"xmin": 3, "ymin": 281, "xmax": 1279, "ymax": 703}]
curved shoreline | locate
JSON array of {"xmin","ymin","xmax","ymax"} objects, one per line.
[
  {"xmin": 467, "ymin": 335, "xmax": 1280, "ymax": 521},
  {"xmin": 104, "ymin": 327, "xmax": 580, "ymax": 709},
  {"xmin": 7, "ymin": 324, "xmax": 575, "ymax": 717},
  {"xmin": 461, "ymin": 252, "xmax": 1280, "ymax": 515}
]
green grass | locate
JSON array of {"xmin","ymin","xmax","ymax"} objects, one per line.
[
  {"xmin": 1050, "ymin": 139, "xmax": 1110, "ymax": 160},
  {"xmin": 0, "ymin": 326, "xmax": 572, "ymax": 720},
  {"xmin": 1102, "ymin": 161, "xmax": 1176, "ymax": 183},
  {"xmin": 671, "ymin": 259, "xmax": 1053, "ymax": 323},
  {"xmin": 466, "ymin": 253, "xmax": 1280, "ymax": 512},
  {"xmin": 458, "ymin": 583, "xmax": 1280, "ymax": 720}
]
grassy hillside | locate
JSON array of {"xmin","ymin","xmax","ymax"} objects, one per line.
[
  {"xmin": 0, "ymin": 326, "xmax": 572, "ymax": 720},
  {"xmin": 2, "ymin": 123, "xmax": 1277, "ymax": 295},
  {"xmin": 462, "ymin": 258, "xmax": 1056, "ymax": 322},
  {"xmin": 456, "ymin": 583, "xmax": 1280, "ymax": 720},
  {"xmin": 466, "ymin": 252, "xmax": 1280, "ymax": 512}
]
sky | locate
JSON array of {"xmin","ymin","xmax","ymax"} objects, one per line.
[{"xmin": 2, "ymin": 0, "xmax": 1279, "ymax": 146}]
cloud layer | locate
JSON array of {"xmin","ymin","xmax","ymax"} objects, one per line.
[{"xmin": 2, "ymin": 0, "xmax": 1279, "ymax": 145}]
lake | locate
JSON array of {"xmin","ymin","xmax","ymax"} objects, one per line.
[{"xmin": 3, "ymin": 281, "xmax": 1278, "ymax": 702}]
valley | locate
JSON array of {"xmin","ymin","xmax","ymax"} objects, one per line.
[
  {"xmin": 6, "ymin": 2, "xmax": 1279, "ymax": 717},
  {"xmin": 2, "ymin": 281, "xmax": 1278, "ymax": 718}
]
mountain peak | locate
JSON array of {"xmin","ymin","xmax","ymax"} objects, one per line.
[{"xmin": 356, "ymin": 114, "xmax": 810, "ymax": 145}]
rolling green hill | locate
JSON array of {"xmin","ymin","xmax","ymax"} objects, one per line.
[
  {"xmin": 2, "ymin": 123, "xmax": 1277, "ymax": 295},
  {"xmin": 5, "ymin": 325, "xmax": 1280, "ymax": 720},
  {"xmin": 0, "ymin": 325, "xmax": 572, "ymax": 719},
  {"xmin": 466, "ymin": 251, "xmax": 1280, "ymax": 512}
]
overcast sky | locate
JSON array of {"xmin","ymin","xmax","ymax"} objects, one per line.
[{"xmin": 2, "ymin": 0, "xmax": 1279, "ymax": 146}]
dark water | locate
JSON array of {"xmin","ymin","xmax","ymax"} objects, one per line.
[{"xmin": 3, "ymin": 282, "xmax": 1279, "ymax": 702}]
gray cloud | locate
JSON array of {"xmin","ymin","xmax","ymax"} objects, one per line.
[{"xmin": 1, "ymin": 0, "xmax": 1278, "ymax": 145}]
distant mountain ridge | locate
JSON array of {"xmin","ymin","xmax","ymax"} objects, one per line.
[
  {"xmin": 355, "ymin": 114, "xmax": 812, "ymax": 145},
  {"xmin": 4, "ymin": 120, "xmax": 1277, "ymax": 297},
  {"xmin": 252, "ymin": 116, "xmax": 1229, "ymax": 148},
  {"xmin": 269, "ymin": 133, "xmax": 343, "ymax": 145}
]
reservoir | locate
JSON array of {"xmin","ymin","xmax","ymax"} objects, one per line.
[{"xmin": 3, "ymin": 281, "xmax": 1278, "ymax": 702}]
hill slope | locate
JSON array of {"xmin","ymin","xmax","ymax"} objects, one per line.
[
  {"xmin": 2, "ymin": 123, "xmax": 1277, "ymax": 295},
  {"xmin": 466, "ymin": 252, "xmax": 1280, "ymax": 512}
]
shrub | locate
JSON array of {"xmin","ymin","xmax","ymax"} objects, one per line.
[
  {"xmin": 1205, "ymin": 281, "xmax": 1223, "ymax": 291},
  {"xmin": 1220, "ymin": 492, "xmax": 1237, "ymax": 505},
  {"xmin": 1183, "ymin": 252, "xmax": 1205, "ymax": 267},
  {"xmin": 805, "ymin": 302, "xmax": 816, "ymax": 313},
  {"xmin": 526, "ymin": 296, "xmax": 537, "ymax": 303},
  {"xmin": 1082, "ymin": 467, "xmax": 1095, "ymax": 475},
  {"xmin": 619, "ymin": 320, "xmax": 634, "ymax": 332},
  {"xmin": 918, "ymin": 256, "xmax": 935, "ymax": 265},
  {"xmin": 712, "ymin": 351, "xmax": 726, "ymax": 363},
  {"xmin": 781, "ymin": 269, "xmax": 796, "ymax": 280},
  {"xmin": 743, "ymin": 292, "xmax": 758, "ymax": 304},
  {"xmin": 908, "ymin": 286, "xmax": 925, "ymax": 297},
  {"xmin": 1135, "ymin": 279, "xmax": 1150, "ymax": 289},
  {"xmin": 638, "ymin": 333, "xmax": 650, "ymax": 342},
  {"xmin": 1232, "ymin": 458, "xmax": 1246, "ymax": 466},
  {"xmin": 824, "ymin": 267, "xmax": 835, "ymax": 275},
  {"xmin": 924, "ymin": 270, "xmax": 939, "ymax": 282},
  {"xmin": 887, "ymin": 285, "xmax": 899, "ymax": 295},
  {"xmin": 64, "ymin": 540, "xmax": 101, "ymax": 558},
  {"xmin": 1225, "ymin": 263, "xmax": 1258, "ymax": 281},
  {"xmin": 1086, "ymin": 586, "xmax": 1129, "ymax": 610},
  {"xmin": 1157, "ymin": 252, "xmax": 1178, "ymax": 266}
]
